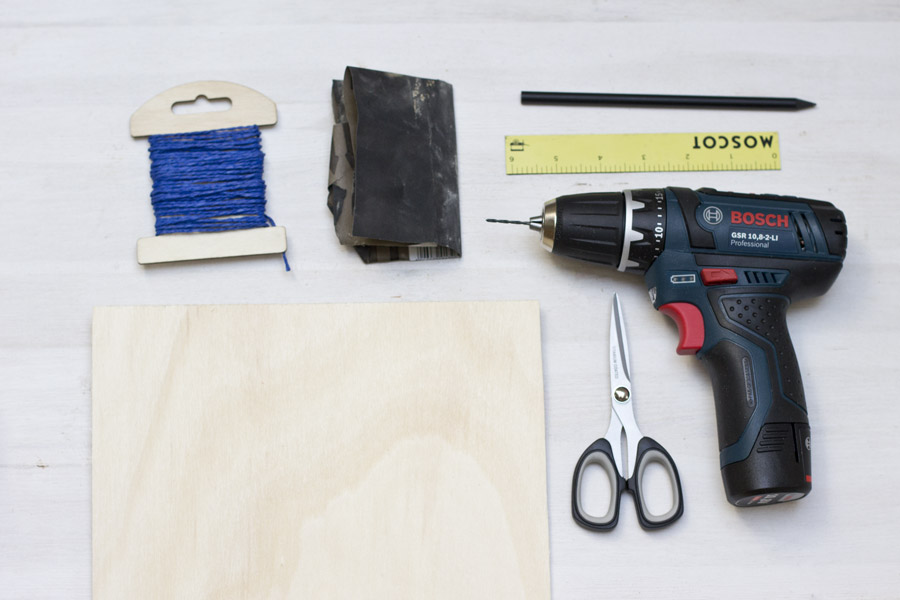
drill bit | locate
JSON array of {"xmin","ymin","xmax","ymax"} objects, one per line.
[
  {"xmin": 487, "ymin": 216, "xmax": 544, "ymax": 231},
  {"xmin": 486, "ymin": 218, "xmax": 528, "ymax": 225}
]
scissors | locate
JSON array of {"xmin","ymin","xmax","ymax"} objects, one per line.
[{"xmin": 571, "ymin": 294, "xmax": 684, "ymax": 530}]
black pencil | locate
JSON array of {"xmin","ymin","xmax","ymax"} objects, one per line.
[{"xmin": 520, "ymin": 91, "xmax": 816, "ymax": 111}]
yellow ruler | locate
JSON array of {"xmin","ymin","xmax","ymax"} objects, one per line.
[{"xmin": 505, "ymin": 132, "xmax": 780, "ymax": 174}]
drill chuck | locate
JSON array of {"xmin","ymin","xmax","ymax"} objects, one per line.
[{"xmin": 537, "ymin": 189, "xmax": 667, "ymax": 274}]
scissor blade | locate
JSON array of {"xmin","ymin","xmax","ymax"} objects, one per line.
[{"xmin": 609, "ymin": 293, "xmax": 632, "ymax": 393}]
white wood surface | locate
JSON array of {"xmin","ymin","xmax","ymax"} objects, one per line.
[
  {"xmin": 92, "ymin": 302, "xmax": 549, "ymax": 599},
  {"xmin": 2, "ymin": 1, "xmax": 900, "ymax": 598}
]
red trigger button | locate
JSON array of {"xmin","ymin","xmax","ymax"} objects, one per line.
[{"xmin": 659, "ymin": 302, "xmax": 705, "ymax": 355}]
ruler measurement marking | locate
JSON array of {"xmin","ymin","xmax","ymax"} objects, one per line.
[{"xmin": 505, "ymin": 132, "xmax": 780, "ymax": 175}]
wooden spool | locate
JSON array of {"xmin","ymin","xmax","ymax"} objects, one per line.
[{"xmin": 130, "ymin": 81, "xmax": 287, "ymax": 265}]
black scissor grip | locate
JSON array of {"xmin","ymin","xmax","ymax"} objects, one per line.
[
  {"xmin": 571, "ymin": 438, "xmax": 626, "ymax": 531},
  {"xmin": 628, "ymin": 437, "xmax": 684, "ymax": 530}
]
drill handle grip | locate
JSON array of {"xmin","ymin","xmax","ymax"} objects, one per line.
[{"xmin": 699, "ymin": 292, "xmax": 812, "ymax": 506}]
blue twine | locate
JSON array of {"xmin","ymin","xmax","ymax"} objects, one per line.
[{"xmin": 147, "ymin": 125, "xmax": 289, "ymax": 270}]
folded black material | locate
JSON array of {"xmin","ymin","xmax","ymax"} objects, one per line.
[{"xmin": 327, "ymin": 67, "xmax": 461, "ymax": 263}]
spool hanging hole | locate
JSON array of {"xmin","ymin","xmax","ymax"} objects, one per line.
[{"xmin": 172, "ymin": 95, "xmax": 232, "ymax": 116}]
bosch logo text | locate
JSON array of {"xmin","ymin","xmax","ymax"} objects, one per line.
[{"xmin": 731, "ymin": 211, "xmax": 789, "ymax": 228}]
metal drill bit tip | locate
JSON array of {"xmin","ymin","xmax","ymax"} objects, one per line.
[
  {"xmin": 487, "ymin": 216, "xmax": 544, "ymax": 231},
  {"xmin": 486, "ymin": 218, "xmax": 530, "ymax": 225}
]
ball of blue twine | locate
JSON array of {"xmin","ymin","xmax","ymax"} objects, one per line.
[{"xmin": 147, "ymin": 125, "xmax": 289, "ymax": 270}]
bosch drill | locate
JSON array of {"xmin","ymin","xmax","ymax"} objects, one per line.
[{"xmin": 493, "ymin": 187, "xmax": 847, "ymax": 506}]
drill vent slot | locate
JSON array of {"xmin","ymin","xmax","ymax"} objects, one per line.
[
  {"xmin": 742, "ymin": 271, "xmax": 785, "ymax": 285},
  {"xmin": 830, "ymin": 215, "xmax": 847, "ymax": 239},
  {"xmin": 792, "ymin": 214, "xmax": 806, "ymax": 251},
  {"xmin": 799, "ymin": 213, "xmax": 818, "ymax": 253}
]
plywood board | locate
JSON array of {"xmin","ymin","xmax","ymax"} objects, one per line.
[{"xmin": 92, "ymin": 302, "xmax": 550, "ymax": 599}]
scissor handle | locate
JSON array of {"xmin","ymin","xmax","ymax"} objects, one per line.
[
  {"xmin": 627, "ymin": 436, "xmax": 684, "ymax": 530},
  {"xmin": 571, "ymin": 438, "xmax": 626, "ymax": 531}
]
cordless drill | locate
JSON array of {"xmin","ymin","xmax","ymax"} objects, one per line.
[{"xmin": 491, "ymin": 187, "xmax": 847, "ymax": 506}]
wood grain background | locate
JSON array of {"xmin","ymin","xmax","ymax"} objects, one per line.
[{"xmin": 92, "ymin": 303, "xmax": 549, "ymax": 599}]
